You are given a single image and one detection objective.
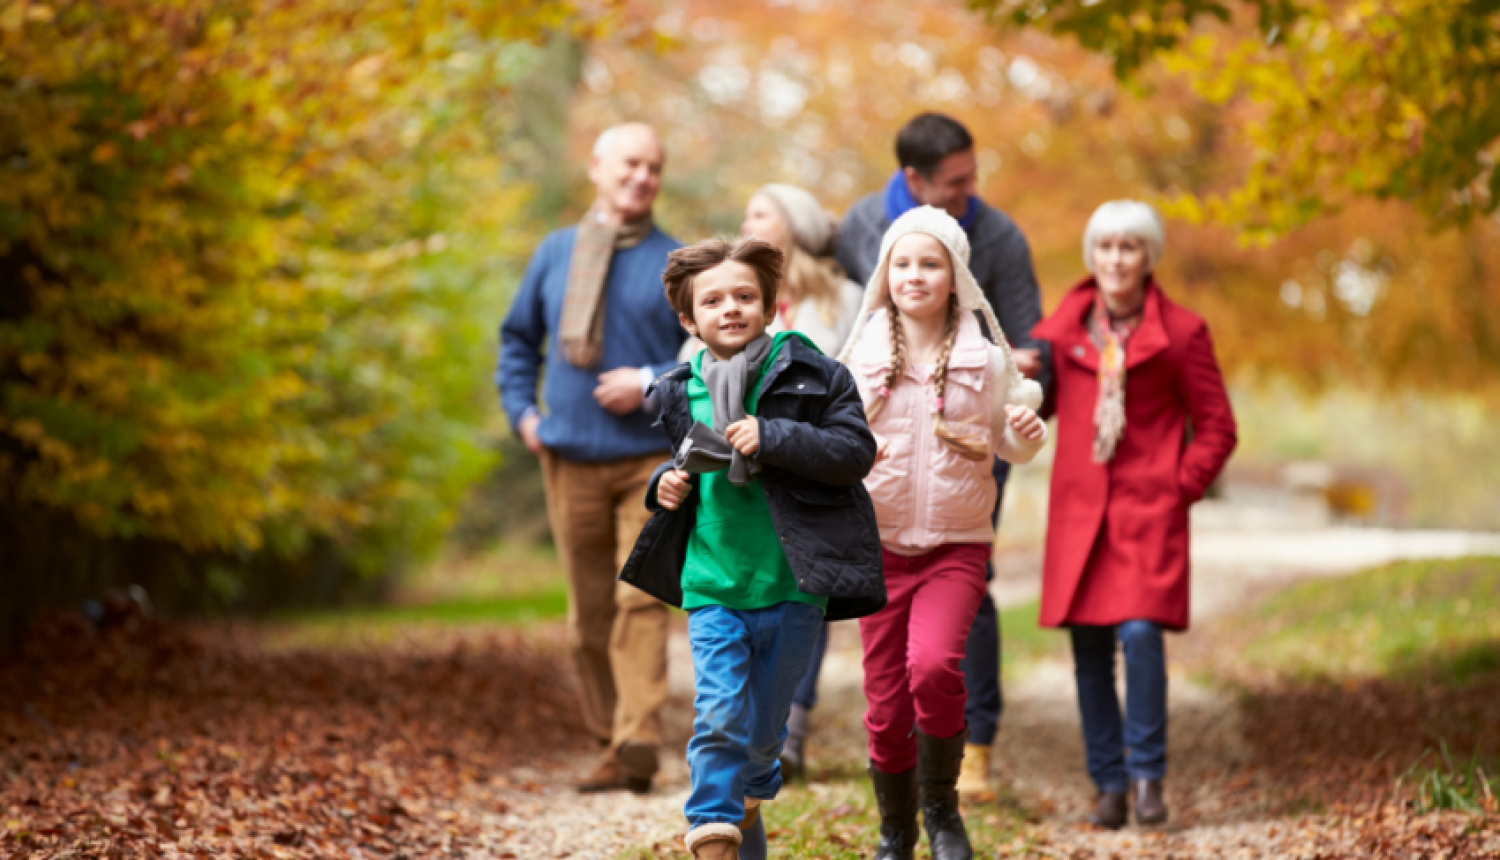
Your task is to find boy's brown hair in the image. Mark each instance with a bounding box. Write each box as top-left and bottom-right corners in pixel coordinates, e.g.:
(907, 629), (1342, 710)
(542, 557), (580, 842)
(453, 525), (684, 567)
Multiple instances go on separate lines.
(662, 236), (784, 323)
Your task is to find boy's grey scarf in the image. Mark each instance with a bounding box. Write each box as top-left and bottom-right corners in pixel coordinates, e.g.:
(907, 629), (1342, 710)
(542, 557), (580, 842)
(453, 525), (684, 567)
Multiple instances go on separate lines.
(682, 333), (774, 486)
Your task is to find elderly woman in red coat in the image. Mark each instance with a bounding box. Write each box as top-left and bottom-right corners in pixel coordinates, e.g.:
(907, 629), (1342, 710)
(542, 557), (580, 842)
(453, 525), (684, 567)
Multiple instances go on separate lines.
(1031, 201), (1237, 830)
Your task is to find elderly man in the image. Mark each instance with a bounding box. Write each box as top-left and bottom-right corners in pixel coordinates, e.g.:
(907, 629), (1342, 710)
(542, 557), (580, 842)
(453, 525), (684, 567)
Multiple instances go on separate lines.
(497, 123), (686, 794)
(834, 112), (1050, 800)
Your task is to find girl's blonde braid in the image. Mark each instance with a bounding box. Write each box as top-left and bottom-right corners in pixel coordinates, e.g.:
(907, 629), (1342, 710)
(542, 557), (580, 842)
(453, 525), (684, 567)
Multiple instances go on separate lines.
(867, 299), (908, 420)
(932, 298), (990, 461)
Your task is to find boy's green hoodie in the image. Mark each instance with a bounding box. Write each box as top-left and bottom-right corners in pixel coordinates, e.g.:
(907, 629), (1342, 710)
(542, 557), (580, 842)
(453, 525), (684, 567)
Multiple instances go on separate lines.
(680, 331), (829, 612)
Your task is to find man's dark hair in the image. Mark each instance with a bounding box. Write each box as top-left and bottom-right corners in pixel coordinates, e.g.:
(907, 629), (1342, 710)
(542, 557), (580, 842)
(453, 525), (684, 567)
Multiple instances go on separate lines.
(895, 113), (974, 178)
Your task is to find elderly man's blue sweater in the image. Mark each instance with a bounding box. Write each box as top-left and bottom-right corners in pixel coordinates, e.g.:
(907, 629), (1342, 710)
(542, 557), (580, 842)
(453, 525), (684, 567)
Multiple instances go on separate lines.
(497, 225), (686, 462)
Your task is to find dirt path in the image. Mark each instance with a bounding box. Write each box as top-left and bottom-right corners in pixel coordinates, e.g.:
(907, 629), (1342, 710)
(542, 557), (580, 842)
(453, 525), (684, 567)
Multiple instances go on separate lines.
(8, 528), (1495, 859)
(486, 527), (1500, 858)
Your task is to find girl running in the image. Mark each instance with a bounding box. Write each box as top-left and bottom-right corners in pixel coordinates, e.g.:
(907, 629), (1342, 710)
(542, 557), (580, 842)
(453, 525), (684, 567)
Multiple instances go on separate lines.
(838, 206), (1047, 860)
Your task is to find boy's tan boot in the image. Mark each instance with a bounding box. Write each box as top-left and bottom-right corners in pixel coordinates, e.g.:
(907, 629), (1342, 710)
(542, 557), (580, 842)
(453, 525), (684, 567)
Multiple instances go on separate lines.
(685, 823), (741, 860)
(955, 743), (992, 800)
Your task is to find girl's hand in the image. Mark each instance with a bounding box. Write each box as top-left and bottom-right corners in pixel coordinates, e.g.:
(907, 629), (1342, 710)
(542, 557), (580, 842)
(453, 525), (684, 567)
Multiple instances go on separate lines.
(1005, 404), (1046, 441)
(872, 432), (891, 464)
(726, 418), (760, 456)
(657, 469), (692, 510)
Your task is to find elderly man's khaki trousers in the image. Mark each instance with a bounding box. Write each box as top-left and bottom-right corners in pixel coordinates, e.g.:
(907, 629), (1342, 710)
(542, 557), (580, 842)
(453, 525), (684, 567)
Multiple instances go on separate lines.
(540, 449), (669, 759)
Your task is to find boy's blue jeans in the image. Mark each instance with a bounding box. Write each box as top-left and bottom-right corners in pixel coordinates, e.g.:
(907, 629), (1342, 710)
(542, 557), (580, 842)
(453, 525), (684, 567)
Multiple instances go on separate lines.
(686, 602), (825, 828)
(1069, 620), (1168, 794)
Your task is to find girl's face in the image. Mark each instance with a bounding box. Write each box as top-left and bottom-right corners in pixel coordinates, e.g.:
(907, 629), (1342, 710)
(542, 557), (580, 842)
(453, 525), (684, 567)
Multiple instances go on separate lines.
(1091, 234), (1150, 303)
(741, 194), (788, 250)
(886, 232), (953, 324)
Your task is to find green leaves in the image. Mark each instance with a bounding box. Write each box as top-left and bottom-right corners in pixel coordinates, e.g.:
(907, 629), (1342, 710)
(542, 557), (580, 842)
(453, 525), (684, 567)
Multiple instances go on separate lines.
(0, 0), (588, 571)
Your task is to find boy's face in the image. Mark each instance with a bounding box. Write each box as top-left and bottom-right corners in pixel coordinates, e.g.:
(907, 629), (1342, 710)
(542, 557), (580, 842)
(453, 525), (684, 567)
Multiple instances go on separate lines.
(680, 260), (768, 361)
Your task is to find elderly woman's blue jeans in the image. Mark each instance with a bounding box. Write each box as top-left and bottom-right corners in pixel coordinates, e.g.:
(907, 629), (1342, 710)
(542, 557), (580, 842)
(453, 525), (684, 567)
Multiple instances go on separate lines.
(1069, 621), (1167, 794)
(685, 602), (825, 829)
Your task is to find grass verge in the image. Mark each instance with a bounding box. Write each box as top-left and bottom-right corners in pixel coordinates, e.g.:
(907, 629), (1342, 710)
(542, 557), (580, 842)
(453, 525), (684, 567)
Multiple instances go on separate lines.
(263, 542), (569, 647)
(1224, 555), (1500, 684)
(1202, 555), (1500, 814)
(999, 599), (1065, 668)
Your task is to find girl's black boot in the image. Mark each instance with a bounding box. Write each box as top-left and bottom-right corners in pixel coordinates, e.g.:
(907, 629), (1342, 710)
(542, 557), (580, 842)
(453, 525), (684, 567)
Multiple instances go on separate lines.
(869, 764), (919, 860)
(917, 727), (974, 860)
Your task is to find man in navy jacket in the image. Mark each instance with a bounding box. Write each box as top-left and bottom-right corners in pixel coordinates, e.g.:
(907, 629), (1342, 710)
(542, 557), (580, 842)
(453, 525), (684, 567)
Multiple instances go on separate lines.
(496, 123), (687, 794)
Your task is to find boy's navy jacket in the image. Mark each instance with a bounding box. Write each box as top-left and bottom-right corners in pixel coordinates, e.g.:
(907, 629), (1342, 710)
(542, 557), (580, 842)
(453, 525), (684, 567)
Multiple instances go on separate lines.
(619, 337), (887, 622)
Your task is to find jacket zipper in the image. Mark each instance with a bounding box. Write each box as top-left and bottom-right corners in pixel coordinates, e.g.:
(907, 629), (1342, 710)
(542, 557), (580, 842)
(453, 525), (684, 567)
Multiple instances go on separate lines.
(912, 369), (932, 545)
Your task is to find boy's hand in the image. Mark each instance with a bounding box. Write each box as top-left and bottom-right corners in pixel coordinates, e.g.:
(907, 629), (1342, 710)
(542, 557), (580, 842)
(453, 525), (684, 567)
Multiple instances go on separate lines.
(657, 469), (692, 510)
(872, 432), (891, 464)
(1005, 404), (1046, 442)
(726, 418), (760, 456)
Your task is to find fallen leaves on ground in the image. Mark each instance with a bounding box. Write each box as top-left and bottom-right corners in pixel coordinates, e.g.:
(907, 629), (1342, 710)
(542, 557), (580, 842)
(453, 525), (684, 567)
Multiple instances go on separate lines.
(1, 609), (589, 859)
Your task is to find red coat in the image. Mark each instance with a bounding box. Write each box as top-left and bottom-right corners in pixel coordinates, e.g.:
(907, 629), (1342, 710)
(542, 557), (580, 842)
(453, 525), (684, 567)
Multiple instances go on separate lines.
(1032, 278), (1237, 631)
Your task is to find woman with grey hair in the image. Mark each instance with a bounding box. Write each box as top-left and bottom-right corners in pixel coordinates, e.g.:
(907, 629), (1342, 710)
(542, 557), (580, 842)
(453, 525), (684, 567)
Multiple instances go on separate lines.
(678, 185), (863, 361)
(1031, 200), (1238, 829)
(742, 184), (864, 782)
(742, 184), (866, 354)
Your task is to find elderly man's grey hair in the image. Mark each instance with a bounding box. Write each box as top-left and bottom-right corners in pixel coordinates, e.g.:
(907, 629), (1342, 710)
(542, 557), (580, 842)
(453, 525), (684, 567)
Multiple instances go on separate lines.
(592, 126), (621, 159)
(591, 123), (662, 160)
(1082, 200), (1166, 273)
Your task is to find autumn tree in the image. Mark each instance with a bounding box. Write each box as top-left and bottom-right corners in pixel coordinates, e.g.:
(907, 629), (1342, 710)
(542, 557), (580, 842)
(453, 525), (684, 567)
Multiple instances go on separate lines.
(568, 0), (1498, 394)
(0, 0), (615, 630)
(969, 0), (1500, 235)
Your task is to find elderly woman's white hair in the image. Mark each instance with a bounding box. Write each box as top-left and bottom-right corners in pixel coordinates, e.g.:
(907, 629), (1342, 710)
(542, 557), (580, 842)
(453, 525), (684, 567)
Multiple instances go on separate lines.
(1082, 200), (1166, 273)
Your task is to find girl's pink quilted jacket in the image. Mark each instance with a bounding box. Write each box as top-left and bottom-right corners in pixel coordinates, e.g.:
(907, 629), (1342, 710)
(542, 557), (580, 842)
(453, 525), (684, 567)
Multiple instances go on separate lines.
(849, 308), (1047, 553)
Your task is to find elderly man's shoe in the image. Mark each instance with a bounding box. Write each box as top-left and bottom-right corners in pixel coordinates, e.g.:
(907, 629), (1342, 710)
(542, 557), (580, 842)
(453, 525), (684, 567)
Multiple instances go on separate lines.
(1133, 779), (1167, 825)
(616, 741), (659, 781)
(1086, 792), (1128, 830)
(575, 752), (651, 794)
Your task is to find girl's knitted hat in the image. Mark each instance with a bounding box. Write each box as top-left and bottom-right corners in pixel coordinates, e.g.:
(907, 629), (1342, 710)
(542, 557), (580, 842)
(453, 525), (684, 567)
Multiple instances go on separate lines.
(837, 205), (1042, 410)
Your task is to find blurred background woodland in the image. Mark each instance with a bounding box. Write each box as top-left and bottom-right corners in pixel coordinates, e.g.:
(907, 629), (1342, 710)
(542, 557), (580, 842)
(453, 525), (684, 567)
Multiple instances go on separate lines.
(3, 0), (1498, 642)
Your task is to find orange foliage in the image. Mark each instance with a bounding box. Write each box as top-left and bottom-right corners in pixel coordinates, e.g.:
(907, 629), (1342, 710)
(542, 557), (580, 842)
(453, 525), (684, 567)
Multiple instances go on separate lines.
(565, 0), (1500, 393)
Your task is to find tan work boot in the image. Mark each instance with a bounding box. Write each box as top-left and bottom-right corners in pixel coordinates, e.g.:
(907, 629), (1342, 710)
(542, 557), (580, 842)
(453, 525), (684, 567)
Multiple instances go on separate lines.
(685, 823), (741, 859)
(955, 743), (992, 801)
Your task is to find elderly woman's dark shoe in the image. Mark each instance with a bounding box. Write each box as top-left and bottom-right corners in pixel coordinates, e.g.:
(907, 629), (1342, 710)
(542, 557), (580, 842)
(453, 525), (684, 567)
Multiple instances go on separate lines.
(1133, 779), (1167, 825)
(1086, 792), (1128, 829)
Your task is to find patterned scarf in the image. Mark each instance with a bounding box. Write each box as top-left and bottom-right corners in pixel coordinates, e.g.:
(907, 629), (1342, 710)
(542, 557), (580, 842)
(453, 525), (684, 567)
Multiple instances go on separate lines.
(1087, 292), (1143, 463)
(558, 204), (654, 369)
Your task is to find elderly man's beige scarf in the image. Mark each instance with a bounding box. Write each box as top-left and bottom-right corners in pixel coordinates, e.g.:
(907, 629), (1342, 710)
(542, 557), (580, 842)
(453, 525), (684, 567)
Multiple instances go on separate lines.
(558, 204), (654, 369)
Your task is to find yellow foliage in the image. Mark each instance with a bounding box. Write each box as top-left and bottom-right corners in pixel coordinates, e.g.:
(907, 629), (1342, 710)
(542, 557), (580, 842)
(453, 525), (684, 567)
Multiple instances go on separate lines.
(0, 0), (606, 564)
